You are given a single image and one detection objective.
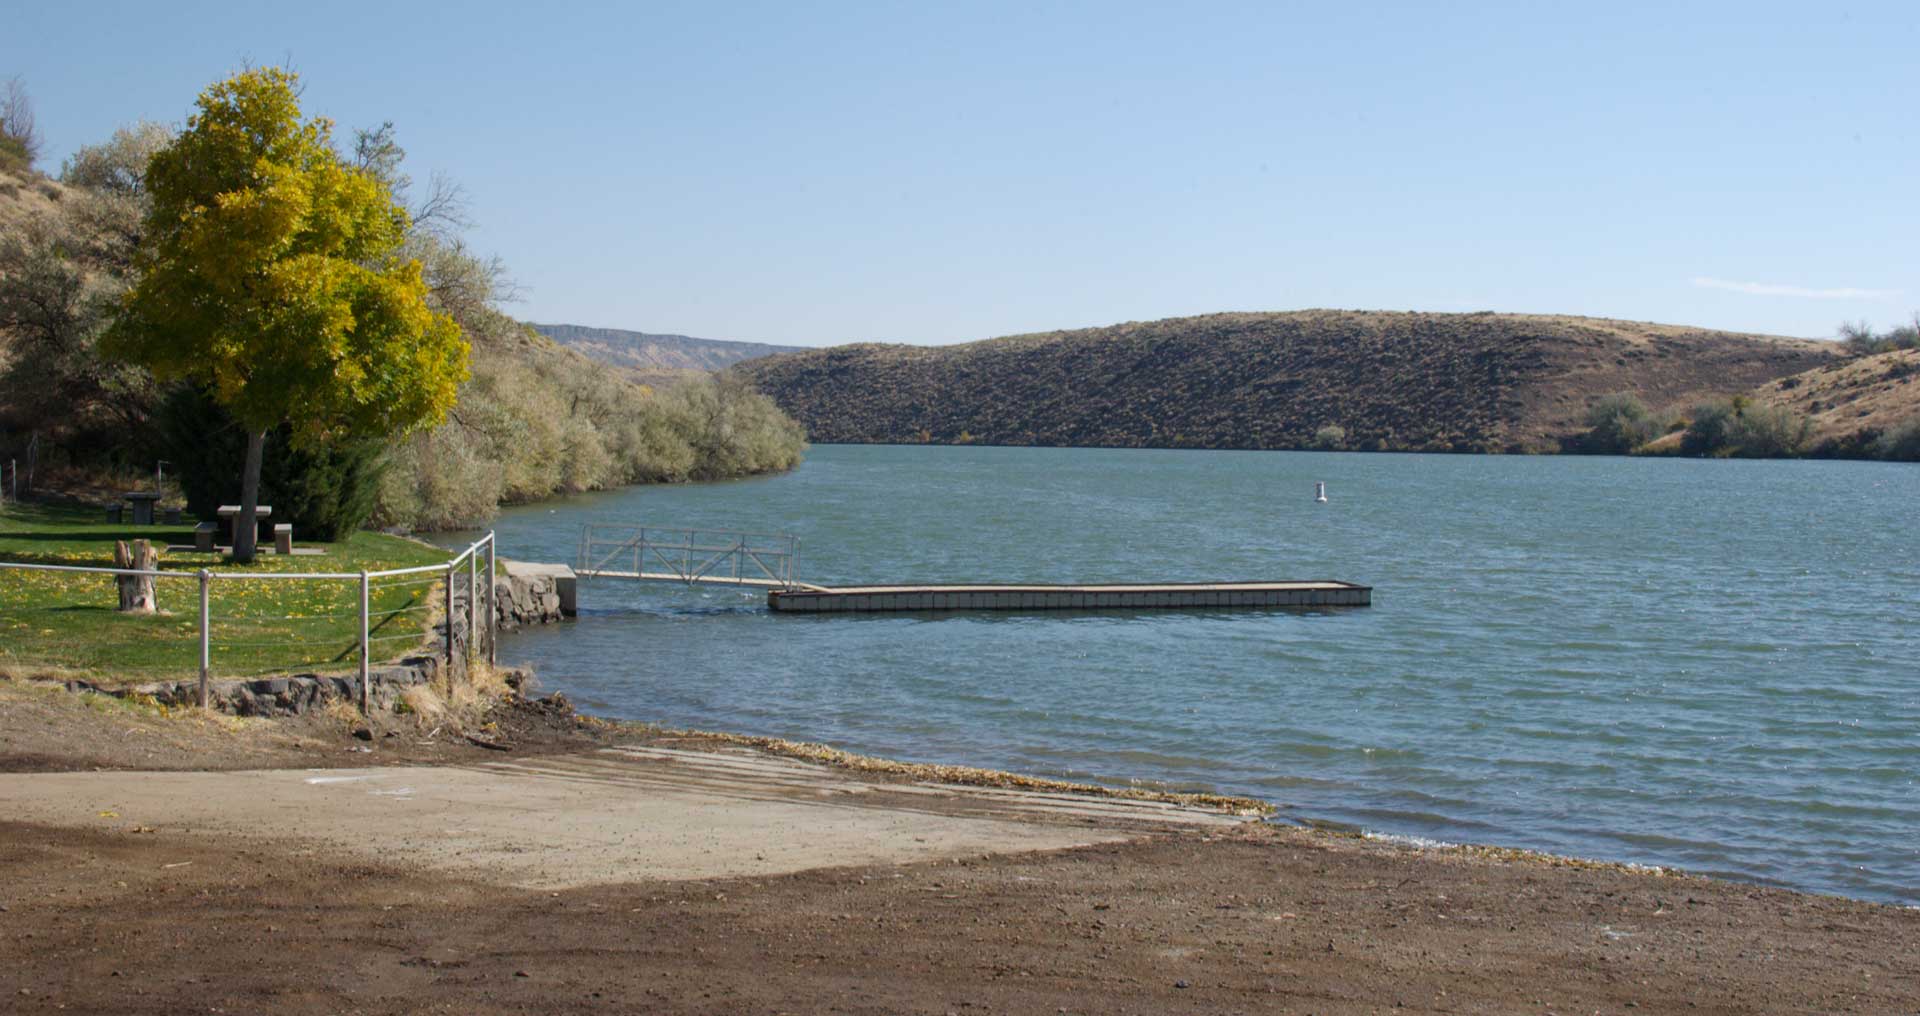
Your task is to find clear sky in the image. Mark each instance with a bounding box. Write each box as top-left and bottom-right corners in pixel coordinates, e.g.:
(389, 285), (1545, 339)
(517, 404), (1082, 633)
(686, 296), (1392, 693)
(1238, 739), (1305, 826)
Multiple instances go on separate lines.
(10, 1), (1917, 346)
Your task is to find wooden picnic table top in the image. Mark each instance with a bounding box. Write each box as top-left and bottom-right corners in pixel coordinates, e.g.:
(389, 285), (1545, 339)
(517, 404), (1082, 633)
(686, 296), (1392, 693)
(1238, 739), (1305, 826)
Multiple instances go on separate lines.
(215, 505), (273, 517)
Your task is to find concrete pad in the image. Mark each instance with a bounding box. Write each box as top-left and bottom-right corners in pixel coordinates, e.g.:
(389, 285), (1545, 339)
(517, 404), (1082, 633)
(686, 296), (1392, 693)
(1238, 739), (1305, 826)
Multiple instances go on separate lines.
(0, 745), (1247, 890)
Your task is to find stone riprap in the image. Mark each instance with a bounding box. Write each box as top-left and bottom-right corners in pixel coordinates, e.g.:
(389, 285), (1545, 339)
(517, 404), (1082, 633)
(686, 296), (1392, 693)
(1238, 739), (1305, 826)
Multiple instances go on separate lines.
(496, 560), (575, 627)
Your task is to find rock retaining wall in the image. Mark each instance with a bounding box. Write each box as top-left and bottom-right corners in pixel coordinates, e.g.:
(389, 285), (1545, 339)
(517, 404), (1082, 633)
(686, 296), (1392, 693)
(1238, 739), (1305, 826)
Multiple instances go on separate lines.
(64, 651), (485, 718)
(52, 560), (573, 719)
(496, 561), (575, 627)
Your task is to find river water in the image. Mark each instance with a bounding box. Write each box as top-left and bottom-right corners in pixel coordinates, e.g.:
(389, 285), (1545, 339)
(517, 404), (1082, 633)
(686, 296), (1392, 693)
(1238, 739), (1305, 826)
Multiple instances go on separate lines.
(436, 444), (1919, 904)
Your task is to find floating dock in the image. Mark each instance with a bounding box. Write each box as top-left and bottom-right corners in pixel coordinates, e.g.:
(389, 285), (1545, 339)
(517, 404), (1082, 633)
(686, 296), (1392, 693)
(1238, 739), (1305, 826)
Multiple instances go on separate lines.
(767, 580), (1371, 613)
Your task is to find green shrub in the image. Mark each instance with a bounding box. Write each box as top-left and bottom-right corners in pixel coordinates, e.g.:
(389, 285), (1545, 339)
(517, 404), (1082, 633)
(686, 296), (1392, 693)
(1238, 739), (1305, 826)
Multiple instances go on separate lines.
(1874, 417), (1920, 462)
(1311, 424), (1346, 450)
(1681, 401), (1737, 456)
(1838, 317), (1920, 355)
(1580, 393), (1663, 454)
(0, 135), (29, 174)
(157, 385), (387, 541)
(1725, 403), (1812, 458)
(1680, 398), (1812, 458)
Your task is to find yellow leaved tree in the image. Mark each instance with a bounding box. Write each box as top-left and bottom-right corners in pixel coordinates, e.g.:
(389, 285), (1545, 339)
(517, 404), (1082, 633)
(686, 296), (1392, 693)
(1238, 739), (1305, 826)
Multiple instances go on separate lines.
(105, 68), (468, 561)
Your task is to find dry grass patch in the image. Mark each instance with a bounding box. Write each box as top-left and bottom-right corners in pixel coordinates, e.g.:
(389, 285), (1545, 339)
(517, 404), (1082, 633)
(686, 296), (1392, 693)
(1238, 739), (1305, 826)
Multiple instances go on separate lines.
(1754, 347), (1920, 447)
(389, 663), (515, 739)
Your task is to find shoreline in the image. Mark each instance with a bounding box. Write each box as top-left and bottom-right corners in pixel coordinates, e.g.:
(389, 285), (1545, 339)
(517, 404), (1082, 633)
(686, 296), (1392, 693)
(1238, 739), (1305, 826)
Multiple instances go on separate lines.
(7, 664), (1909, 910)
(599, 713), (1883, 904)
(4, 676), (1918, 1012)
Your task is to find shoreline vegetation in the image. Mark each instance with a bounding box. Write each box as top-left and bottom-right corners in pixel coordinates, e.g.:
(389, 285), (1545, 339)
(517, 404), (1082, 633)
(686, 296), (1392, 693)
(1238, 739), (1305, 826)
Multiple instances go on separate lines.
(0, 106), (807, 537)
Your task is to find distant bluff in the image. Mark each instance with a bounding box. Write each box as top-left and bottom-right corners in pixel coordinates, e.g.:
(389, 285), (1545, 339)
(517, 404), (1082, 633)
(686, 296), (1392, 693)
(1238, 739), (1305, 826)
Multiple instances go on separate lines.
(533, 323), (802, 373)
(732, 310), (1837, 453)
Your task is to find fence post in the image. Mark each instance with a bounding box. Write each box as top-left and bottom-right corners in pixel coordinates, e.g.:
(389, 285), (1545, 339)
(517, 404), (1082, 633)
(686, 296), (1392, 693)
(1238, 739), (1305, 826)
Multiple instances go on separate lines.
(485, 534), (497, 667)
(444, 560), (457, 687)
(467, 546), (478, 670)
(197, 569), (211, 709)
(359, 569), (371, 715)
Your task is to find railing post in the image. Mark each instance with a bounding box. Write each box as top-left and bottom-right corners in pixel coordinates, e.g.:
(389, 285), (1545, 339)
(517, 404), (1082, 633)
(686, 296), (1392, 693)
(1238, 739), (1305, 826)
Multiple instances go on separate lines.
(485, 534), (497, 667)
(197, 569), (211, 709)
(466, 546), (478, 669)
(358, 569), (371, 715)
(444, 560), (457, 686)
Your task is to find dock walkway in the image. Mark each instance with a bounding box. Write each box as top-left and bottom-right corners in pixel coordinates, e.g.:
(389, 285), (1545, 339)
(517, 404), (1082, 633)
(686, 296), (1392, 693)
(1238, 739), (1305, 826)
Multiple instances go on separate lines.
(768, 580), (1370, 613)
(570, 524), (1372, 614)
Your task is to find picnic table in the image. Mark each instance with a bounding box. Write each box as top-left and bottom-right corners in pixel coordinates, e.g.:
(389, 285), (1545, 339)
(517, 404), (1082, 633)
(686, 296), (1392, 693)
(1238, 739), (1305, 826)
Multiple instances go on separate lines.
(123, 491), (164, 526)
(215, 504), (273, 547)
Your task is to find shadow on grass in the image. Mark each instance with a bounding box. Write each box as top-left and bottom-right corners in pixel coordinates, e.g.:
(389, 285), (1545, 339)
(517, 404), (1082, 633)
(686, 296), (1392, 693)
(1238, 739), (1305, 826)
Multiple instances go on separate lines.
(0, 529), (200, 544)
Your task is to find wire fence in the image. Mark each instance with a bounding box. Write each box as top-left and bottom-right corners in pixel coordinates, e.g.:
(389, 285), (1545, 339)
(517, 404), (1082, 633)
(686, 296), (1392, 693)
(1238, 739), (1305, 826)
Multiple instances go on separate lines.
(0, 532), (496, 712)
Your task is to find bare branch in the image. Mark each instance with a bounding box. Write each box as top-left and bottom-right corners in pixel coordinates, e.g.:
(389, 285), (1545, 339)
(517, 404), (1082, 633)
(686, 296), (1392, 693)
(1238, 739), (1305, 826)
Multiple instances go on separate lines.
(1, 76), (42, 166)
(409, 170), (472, 241)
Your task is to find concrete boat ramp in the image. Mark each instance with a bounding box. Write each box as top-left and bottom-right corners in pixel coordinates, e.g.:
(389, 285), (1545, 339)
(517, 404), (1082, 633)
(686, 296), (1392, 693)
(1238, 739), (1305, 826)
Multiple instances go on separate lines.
(0, 744), (1252, 889)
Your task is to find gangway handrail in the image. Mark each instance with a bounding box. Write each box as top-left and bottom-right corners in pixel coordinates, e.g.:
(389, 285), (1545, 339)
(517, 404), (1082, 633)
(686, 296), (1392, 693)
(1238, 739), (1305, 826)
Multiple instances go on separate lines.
(576, 523), (801, 589)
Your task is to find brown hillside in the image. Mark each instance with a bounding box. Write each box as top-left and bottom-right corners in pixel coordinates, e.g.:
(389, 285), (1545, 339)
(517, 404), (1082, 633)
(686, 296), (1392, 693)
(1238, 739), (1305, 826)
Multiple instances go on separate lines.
(0, 164), (66, 229)
(0, 166), (72, 379)
(1752, 348), (1920, 449)
(734, 311), (1835, 452)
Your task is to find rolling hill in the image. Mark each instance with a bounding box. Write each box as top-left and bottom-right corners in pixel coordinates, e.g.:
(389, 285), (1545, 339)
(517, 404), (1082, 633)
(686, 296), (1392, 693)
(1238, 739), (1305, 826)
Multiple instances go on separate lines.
(733, 310), (1844, 453)
(1751, 347), (1920, 453)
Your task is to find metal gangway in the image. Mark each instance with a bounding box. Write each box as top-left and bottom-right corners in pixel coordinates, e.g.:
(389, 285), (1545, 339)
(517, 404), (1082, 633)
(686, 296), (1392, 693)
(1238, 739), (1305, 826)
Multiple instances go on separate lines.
(575, 523), (813, 590)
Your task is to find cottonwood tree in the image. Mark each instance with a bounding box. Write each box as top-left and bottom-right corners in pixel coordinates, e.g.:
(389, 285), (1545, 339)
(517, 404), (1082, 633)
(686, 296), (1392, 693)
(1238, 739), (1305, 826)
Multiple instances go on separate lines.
(105, 68), (468, 561)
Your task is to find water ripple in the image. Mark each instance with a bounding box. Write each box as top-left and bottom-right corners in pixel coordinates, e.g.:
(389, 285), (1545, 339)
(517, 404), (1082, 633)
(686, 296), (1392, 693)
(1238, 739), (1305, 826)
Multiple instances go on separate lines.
(453, 446), (1920, 905)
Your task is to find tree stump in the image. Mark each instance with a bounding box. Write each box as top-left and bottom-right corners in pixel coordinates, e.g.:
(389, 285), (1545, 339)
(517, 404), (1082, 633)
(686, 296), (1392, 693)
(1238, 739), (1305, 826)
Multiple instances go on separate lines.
(114, 539), (159, 614)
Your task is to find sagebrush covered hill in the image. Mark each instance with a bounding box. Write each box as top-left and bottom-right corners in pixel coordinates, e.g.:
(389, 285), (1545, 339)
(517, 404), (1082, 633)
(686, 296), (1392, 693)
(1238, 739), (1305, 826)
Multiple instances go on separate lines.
(735, 310), (1839, 453)
(1750, 348), (1920, 454)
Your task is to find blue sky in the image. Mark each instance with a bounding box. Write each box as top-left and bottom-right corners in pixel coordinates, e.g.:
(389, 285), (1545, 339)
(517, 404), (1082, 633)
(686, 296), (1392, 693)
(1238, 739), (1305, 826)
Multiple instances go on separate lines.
(10, 2), (1917, 346)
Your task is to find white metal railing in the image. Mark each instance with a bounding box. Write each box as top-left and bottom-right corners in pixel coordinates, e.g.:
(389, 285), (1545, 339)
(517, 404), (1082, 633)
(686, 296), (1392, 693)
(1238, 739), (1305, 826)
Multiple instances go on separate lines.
(0, 531), (497, 712)
(577, 523), (800, 589)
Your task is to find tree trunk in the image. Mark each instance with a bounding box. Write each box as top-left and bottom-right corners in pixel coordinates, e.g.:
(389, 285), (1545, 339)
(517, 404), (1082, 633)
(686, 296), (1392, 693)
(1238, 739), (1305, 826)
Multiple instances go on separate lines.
(234, 429), (266, 564)
(114, 539), (159, 613)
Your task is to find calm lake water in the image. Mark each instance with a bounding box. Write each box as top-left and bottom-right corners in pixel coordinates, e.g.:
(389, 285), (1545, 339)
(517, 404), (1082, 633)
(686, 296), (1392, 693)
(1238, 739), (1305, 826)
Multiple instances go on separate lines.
(438, 444), (1920, 904)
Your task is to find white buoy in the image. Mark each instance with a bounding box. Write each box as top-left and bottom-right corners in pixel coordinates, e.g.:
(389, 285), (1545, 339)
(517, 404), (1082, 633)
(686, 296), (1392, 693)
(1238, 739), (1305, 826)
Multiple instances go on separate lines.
(1315, 481), (1328, 503)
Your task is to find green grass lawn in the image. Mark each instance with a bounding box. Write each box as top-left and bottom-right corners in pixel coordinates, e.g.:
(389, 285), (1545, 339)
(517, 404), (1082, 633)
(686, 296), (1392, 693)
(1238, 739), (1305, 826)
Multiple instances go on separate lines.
(0, 501), (467, 684)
